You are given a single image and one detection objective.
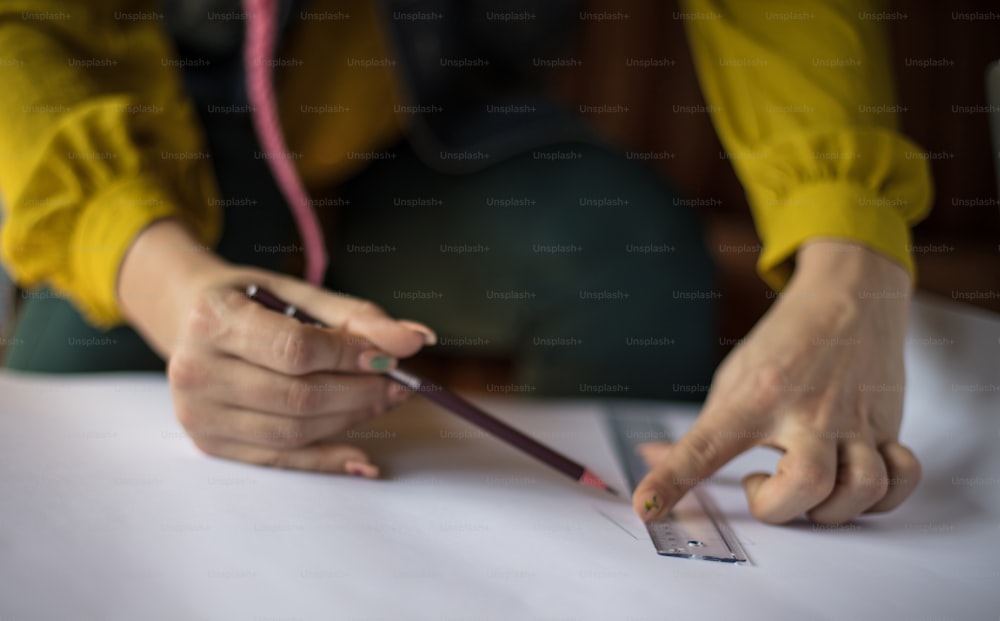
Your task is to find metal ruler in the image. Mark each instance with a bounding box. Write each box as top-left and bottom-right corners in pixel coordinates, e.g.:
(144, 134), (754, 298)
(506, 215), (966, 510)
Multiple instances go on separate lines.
(606, 406), (750, 564)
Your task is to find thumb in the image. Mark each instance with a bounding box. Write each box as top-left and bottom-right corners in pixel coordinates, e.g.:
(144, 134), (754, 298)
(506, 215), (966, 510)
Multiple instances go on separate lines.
(631, 415), (754, 522)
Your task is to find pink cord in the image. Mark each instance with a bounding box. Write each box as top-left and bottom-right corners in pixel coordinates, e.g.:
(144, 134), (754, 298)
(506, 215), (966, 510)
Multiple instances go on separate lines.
(243, 0), (328, 285)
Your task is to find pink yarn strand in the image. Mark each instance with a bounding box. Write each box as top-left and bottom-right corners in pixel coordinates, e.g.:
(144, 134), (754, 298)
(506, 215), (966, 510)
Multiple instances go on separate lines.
(243, 0), (327, 284)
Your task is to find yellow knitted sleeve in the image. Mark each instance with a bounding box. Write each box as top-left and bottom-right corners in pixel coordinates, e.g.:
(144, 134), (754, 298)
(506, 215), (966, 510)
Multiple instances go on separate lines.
(0, 0), (221, 327)
(680, 0), (932, 288)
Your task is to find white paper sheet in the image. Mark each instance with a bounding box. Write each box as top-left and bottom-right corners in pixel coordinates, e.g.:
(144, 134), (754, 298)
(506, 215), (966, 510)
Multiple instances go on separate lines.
(0, 294), (997, 621)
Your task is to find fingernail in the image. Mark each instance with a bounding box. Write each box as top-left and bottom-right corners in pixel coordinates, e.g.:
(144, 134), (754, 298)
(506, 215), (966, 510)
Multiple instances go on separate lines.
(399, 321), (437, 345)
(359, 351), (396, 372)
(345, 460), (378, 478)
(642, 494), (663, 521)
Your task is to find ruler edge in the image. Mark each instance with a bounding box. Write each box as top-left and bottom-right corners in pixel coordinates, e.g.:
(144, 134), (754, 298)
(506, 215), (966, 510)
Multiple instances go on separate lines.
(691, 486), (753, 565)
(605, 404), (752, 565)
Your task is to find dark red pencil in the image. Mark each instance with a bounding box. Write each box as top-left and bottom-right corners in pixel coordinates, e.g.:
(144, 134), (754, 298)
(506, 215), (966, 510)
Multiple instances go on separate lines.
(246, 284), (619, 497)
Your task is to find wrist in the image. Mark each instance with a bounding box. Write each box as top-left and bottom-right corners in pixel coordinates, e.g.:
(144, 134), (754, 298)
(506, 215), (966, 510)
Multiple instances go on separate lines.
(118, 218), (228, 356)
(791, 238), (912, 294)
(783, 238), (911, 348)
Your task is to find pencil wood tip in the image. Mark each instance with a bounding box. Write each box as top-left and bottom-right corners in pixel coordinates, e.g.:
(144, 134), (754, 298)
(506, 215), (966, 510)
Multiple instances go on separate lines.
(579, 469), (618, 496)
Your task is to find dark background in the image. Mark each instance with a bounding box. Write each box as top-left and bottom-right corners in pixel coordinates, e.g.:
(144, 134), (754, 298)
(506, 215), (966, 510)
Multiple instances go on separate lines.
(551, 0), (1000, 345)
(430, 0), (1000, 389)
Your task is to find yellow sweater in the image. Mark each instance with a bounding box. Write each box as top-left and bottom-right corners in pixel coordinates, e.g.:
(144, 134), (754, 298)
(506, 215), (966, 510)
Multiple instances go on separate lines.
(0, 0), (932, 328)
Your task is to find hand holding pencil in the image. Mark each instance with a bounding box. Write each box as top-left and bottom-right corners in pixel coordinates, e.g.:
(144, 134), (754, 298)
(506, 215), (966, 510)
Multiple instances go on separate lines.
(123, 221), (436, 478)
(248, 285), (619, 497)
(122, 221), (616, 494)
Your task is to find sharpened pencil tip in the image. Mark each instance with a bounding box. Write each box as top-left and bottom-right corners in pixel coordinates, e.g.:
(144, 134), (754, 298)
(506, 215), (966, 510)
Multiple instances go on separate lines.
(579, 469), (619, 496)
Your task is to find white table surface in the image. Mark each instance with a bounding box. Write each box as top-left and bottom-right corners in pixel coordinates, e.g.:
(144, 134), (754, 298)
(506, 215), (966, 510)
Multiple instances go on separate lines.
(0, 294), (997, 621)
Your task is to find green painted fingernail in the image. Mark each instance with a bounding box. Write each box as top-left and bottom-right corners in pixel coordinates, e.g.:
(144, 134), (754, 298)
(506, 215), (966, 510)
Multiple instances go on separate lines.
(644, 495), (662, 514)
(370, 355), (393, 371)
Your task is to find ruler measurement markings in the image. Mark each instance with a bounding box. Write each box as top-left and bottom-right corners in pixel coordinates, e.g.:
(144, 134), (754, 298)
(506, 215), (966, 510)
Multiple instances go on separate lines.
(606, 406), (750, 564)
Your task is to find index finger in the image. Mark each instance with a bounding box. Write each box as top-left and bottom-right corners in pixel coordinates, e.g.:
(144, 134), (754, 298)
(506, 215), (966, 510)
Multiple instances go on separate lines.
(631, 409), (758, 522)
(260, 276), (434, 357)
(192, 288), (394, 376)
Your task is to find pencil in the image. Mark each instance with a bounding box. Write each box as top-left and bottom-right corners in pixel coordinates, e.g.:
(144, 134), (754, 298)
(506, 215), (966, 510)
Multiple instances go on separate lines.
(246, 284), (620, 497)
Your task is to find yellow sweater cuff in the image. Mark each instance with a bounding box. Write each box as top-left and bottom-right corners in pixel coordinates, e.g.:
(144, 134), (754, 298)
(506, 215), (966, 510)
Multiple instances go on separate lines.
(60, 176), (218, 329)
(756, 182), (915, 291)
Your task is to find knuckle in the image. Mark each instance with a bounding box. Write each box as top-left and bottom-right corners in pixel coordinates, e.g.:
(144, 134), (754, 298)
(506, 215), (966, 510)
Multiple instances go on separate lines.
(341, 377), (381, 411)
(284, 379), (321, 416)
(185, 291), (224, 342)
(327, 333), (353, 371)
(788, 461), (836, 500)
(677, 427), (721, 477)
(849, 467), (889, 502)
(352, 300), (385, 319)
(365, 378), (392, 418)
(893, 448), (923, 483)
(276, 325), (315, 374)
(752, 503), (796, 526)
(167, 352), (204, 392)
(750, 506), (779, 525)
(267, 422), (309, 449)
(749, 363), (789, 410)
(371, 382), (390, 415)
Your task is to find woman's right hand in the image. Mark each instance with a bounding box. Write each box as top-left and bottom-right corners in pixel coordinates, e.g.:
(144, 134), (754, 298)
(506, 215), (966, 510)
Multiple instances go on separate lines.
(118, 219), (434, 476)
